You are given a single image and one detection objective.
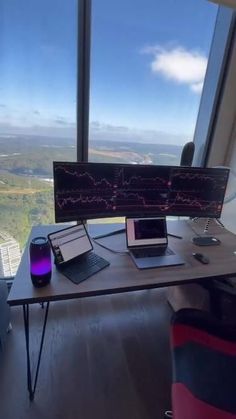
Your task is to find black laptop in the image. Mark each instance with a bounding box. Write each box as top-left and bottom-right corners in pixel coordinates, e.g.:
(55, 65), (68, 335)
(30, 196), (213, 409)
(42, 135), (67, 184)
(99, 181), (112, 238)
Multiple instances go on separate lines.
(48, 223), (109, 284)
(126, 217), (185, 269)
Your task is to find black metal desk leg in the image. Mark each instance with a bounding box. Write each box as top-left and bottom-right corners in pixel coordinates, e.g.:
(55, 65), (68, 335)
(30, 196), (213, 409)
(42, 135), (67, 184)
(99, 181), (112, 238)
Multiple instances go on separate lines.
(23, 302), (50, 401)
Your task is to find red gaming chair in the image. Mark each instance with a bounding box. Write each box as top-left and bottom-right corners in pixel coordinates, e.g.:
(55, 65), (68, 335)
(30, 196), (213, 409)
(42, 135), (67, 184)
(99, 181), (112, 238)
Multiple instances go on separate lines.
(170, 308), (236, 419)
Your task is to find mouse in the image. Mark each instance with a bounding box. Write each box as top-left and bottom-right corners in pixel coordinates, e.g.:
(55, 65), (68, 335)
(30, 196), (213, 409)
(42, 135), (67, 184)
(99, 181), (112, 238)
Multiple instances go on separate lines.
(192, 252), (209, 264)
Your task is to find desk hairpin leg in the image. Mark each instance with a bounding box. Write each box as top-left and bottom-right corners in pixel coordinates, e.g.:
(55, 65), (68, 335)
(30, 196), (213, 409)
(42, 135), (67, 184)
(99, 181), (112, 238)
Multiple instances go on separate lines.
(23, 302), (50, 401)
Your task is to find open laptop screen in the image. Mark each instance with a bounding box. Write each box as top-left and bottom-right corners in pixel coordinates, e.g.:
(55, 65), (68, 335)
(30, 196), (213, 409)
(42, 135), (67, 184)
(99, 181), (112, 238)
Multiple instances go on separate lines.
(126, 217), (167, 248)
(48, 223), (93, 265)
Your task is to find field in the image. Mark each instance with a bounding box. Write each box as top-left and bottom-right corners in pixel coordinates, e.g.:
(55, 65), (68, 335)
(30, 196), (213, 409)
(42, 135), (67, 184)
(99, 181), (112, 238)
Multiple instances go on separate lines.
(0, 134), (182, 248)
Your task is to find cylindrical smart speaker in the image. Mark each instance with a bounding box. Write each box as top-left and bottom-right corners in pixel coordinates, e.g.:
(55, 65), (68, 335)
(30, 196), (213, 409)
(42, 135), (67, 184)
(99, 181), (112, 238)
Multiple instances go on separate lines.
(29, 237), (52, 287)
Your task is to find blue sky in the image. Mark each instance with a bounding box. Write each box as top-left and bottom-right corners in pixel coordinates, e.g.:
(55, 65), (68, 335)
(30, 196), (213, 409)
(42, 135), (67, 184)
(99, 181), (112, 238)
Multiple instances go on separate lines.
(0, 0), (218, 144)
(0, 0), (77, 132)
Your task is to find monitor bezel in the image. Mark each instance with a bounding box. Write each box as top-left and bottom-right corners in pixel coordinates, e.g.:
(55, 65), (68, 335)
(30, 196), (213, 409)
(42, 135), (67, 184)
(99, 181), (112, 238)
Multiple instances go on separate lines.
(53, 161), (230, 222)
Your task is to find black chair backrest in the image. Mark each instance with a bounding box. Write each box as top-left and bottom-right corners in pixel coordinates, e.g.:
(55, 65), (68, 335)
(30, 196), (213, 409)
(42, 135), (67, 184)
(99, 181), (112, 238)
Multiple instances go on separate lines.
(180, 142), (195, 166)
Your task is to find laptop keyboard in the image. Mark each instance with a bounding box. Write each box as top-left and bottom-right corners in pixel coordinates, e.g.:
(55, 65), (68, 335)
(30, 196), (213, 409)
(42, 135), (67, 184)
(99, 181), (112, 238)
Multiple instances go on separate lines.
(61, 252), (110, 284)
(132, 247), (174, 259)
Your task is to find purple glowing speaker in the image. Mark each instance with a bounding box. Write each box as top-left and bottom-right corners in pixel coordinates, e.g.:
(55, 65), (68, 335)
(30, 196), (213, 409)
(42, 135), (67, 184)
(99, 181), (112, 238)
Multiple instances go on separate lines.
(30, 237), (52, 287)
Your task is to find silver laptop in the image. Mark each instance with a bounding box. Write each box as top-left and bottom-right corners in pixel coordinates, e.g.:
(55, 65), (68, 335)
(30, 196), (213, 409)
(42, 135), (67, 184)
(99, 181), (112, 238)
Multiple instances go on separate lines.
(126, 217), (185, 269)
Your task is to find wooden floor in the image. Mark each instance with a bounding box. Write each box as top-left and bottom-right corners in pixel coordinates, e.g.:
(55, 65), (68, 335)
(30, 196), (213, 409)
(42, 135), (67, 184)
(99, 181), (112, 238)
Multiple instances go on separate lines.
(0, 288), (173, 419)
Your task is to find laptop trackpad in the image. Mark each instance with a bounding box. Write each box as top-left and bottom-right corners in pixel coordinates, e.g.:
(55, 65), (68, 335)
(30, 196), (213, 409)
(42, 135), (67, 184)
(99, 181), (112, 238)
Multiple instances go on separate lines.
(130, 253), (185, 269)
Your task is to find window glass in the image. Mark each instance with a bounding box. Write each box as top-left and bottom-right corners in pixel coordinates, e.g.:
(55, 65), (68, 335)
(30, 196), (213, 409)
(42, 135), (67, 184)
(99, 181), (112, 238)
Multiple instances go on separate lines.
(0, 0), (77, 275)
(89, 0), (218, 166)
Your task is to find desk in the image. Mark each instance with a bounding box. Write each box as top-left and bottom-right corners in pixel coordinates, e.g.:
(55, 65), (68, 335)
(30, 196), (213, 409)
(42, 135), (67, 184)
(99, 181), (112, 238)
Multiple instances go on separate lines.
(7, 219), (236, 399)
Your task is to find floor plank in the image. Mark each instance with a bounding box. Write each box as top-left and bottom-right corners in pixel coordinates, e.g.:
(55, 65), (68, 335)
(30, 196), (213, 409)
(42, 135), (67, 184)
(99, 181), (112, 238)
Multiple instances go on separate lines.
(0, 288), (173, 419)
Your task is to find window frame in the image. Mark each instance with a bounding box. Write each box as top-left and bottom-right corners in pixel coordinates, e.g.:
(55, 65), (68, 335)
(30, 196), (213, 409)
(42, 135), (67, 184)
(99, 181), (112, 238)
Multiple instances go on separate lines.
(77, 2), (235, 168)
(192, 7), (235, 166)
(77, 0), (91, 162)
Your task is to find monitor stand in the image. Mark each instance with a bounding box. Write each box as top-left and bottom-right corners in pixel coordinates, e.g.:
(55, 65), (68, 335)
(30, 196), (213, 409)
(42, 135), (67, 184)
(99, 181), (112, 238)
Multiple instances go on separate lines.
(202, 217), (225, 233)
(191, 217), (225, 232)
(91, 227), (125, 240)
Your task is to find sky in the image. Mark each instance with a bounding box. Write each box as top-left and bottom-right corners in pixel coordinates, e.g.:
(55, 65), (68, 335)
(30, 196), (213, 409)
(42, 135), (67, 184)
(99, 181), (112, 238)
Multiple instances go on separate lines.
(0, 0), (218, 145)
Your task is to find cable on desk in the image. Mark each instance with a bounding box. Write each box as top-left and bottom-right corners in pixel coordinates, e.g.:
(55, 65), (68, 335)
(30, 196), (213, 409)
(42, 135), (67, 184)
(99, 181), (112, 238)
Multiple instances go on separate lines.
(92, 237), (128, 255)
(91, 228), (125, 240)
(168, 233), (182, 239)
(186, 219), (202, 237)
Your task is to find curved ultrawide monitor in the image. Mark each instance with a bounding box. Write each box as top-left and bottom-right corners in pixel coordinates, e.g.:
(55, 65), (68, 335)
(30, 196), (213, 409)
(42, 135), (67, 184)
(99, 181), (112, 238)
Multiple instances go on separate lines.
(53, 162), (229, 222)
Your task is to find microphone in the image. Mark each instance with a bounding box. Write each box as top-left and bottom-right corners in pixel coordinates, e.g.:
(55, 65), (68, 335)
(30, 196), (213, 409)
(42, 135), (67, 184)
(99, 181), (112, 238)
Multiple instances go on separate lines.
(180, 141), (195, 166)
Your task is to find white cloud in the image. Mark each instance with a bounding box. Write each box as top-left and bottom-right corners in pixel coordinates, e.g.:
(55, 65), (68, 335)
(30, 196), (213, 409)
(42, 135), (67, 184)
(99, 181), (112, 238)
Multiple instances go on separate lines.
(143, 45), (207, 94)
(190, 81), (204, 93)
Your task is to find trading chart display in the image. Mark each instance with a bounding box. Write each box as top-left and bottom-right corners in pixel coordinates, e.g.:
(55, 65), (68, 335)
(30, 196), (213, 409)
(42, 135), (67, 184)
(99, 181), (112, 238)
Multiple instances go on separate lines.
(53, 162), (229, 222)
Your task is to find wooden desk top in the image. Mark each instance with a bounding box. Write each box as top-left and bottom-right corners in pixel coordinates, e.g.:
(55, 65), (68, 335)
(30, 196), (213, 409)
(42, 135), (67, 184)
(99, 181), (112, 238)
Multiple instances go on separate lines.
(8, 220), (236, 306)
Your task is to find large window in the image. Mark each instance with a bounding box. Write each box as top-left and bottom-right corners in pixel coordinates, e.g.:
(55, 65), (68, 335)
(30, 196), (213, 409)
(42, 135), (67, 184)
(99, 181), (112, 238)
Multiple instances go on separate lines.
(0, 0), (233, 277)
(0, 0), (77, 260)
(89, 0), (218, 165)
